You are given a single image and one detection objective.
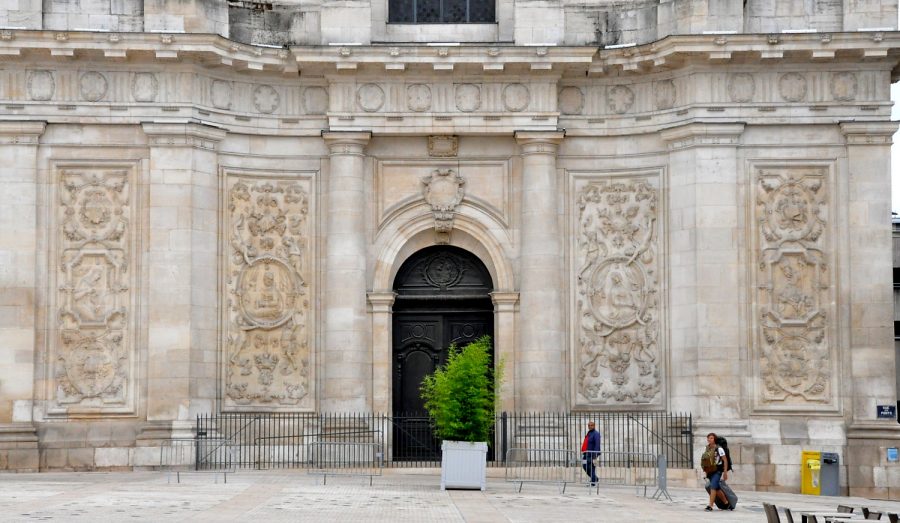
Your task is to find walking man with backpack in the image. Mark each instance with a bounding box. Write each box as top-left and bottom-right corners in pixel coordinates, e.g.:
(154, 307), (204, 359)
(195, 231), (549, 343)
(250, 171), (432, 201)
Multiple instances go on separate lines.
(701, 432), (734, 511)
(581, 421), (601, 486)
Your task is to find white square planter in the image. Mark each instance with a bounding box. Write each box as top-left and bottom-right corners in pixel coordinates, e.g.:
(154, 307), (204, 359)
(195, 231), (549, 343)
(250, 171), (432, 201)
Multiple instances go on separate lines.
(440, 440), (488, 490)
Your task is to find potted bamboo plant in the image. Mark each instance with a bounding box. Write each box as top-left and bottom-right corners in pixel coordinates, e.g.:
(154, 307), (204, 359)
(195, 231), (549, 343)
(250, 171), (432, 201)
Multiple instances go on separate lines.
(420, 335), (502, 490)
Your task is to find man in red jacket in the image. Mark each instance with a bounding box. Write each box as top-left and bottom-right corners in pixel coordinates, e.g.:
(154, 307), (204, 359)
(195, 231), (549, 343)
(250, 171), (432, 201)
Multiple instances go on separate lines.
(581, 421), (602, 486)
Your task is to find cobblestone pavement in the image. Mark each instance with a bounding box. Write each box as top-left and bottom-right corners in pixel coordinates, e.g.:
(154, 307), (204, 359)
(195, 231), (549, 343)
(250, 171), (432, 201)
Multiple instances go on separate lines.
(1, 470), (899, 522)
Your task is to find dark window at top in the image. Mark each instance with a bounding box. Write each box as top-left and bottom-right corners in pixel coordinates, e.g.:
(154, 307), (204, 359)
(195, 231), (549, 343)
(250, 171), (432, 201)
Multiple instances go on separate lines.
(389, 0), (495, 23)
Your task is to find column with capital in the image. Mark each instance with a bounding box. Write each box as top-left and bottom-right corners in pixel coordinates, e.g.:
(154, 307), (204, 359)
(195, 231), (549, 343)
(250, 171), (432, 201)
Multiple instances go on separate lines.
(840, 122), (900, 497)
(515, 131), (565, 411)
(0, 122), (45, 470)
(140, 122), (225, 439)
(322, 132), (371, 412)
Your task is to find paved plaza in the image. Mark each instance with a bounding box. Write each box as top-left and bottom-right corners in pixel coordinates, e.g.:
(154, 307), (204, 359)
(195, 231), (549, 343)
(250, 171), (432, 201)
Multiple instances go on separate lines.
(0, 470), (899, 522)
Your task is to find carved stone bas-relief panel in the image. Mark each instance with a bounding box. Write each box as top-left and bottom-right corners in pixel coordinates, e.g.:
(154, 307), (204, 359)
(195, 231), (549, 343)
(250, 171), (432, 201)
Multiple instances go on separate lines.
(778, 73), (808, 102)
(753, 165), (837, 411)
(303, 86), (328, 115)
(831, 72), (857, 102)
(607, 86), (635, 114)
(211, 79), (233, 109)
(407, 84), (432, 112)
(252, 85), (280, 114)
(27, 70), (55, 101)
(575, 175), (663, 407)
(224, 175), (313, 410)
(727, 73), (755, 103)
(558, 86), (584, 115)
(455, 83), (481, 112)
(654, 80), (676, 110)
(79, 72), (108, 102)
(357, 83), (385, 112)
(502, 83), (530, 112)
(131, 72), (158, 102)
(53, 165), (137, 413)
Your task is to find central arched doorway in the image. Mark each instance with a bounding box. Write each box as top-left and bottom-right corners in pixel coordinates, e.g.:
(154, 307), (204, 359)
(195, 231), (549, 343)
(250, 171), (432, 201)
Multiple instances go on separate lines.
(391, 245), (494, 460)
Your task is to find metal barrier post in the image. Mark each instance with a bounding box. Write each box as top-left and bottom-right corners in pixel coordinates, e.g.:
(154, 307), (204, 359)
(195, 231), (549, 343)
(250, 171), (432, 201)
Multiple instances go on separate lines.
(652, 454), (672, 501)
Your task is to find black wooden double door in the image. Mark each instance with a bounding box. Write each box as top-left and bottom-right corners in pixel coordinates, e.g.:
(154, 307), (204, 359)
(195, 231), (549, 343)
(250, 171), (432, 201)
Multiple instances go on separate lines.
(392, 309), (493, 460)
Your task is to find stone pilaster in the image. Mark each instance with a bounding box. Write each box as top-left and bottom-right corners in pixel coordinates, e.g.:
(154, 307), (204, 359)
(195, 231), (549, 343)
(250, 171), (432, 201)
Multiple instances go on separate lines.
(840, 121), (900, 499)
(322, 132), (371, 412)
(491, 291), (519, 412)
(515, 131), (565, 411)
(368, 291), (395, 414)
(141, 122), (225, 436)
(660, 122), (748, 446)
(0, 121), (45, 471)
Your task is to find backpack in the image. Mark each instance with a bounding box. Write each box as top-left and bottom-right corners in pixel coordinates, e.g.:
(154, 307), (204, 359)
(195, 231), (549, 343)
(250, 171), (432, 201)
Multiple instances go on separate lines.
(716, 436), (734, 472)
(700, 446), (720, 474)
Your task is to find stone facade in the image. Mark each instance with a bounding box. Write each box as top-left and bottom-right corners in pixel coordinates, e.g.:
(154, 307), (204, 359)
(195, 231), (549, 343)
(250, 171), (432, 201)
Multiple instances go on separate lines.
(0, 0), (899, 497)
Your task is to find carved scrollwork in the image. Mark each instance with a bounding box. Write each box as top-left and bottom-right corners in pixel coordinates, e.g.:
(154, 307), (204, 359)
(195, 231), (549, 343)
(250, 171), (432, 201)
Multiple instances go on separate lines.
(225, 177), (312, 408)
(55, 167), (133, 409)
(575, 178), (662, 406)
(754, 167), (833, 407)
(421, 169), (466, 243)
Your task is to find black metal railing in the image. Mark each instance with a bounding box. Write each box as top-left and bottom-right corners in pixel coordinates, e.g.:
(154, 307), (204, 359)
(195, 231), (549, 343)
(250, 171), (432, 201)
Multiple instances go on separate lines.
(194, 411), (692, 470)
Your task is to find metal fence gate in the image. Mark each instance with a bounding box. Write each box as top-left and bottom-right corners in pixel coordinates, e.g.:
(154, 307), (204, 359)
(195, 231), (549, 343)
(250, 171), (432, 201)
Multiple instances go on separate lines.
(193, 411), (692, 470)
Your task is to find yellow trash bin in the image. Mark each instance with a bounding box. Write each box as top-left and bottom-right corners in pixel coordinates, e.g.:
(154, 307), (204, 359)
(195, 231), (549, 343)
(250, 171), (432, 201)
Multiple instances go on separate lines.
(801, 450), (822, 495)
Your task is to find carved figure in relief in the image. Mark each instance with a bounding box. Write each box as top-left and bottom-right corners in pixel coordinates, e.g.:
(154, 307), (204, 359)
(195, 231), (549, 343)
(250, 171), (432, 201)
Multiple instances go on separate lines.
(421, 169), (466, 242)
(756, 169), (832, 405)
(225, 178), (311, 408)
(56, 168), (132, 409)
(576, 179), (661, 406)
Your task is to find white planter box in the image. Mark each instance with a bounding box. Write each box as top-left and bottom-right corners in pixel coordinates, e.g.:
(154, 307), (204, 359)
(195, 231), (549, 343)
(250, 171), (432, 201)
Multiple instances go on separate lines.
(440, 440), (488, 490)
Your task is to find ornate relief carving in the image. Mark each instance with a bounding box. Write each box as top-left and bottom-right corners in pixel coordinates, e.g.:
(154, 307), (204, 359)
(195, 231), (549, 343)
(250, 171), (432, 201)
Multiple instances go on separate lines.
(421, 169), (466, 243)
(455, 84), (481, 113)
(830, 72), (857, 102)
(303, 86), (328, 115)
(357, 83), (385, 112)
(654, 80), (676, 110)
(211, 79), (233, 109)
(427, 135), (458, 157)
(778, 73), (808, 102)
(253, 85), (280, 114)
(224, 177), (312, 409)
(727, 73), (755, 103)
(79, 72), (108, 102)
(27, 70), (55, 101)
(502, 83), (530, 112)
(407, 84), (432, 112)
(558, 86), (584, 115)
(131, 73), (158, 102)
(607, 86), (634, 114)
(754, 166), (834, 408)
(575, 178), (662, 406)
(55, 167), (134, 410)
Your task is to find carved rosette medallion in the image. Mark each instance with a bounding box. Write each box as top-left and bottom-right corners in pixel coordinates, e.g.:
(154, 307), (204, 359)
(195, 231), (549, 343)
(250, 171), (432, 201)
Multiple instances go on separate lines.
(455, 84), (481, 113)
(225, 177), (312, 409)
(558, 86), (584, 115)
(502, 83), (530, 112)
(253, 85), (280, 114)
(79, 72), (108, 102)
(654, 80), (676, 110)
(753, 166), (835, 409)
(211, 79), (233, 109)
(830, 72), (858, 102)
(421, 169), (466, 243)
(27, 70), (55, 101)
(607, 86), (634, 114)
(131, 72), (158, 102)
(303, 86), (328, 114)
(727, 73), (755, 103)
(357, 83), (385, 112)
(407, 84), (432, 112)
(778, 73), (808, 102)
(575, 177), (662, 406)
(54, 166), (135, 412)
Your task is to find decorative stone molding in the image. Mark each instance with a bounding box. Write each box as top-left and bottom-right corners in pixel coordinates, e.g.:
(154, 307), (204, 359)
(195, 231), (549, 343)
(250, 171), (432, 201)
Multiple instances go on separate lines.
(223, 172), (314, 410)
(490, 291), (519, 311)
(421, 169), (466, 244)
(659, 123), (745, 151)
(322, 131), (371, 156)
(0, 121), (47, 145)
(141, 122), (227, 150)
(750, 162), (838, 413)
(49, 161), (141, 415)
(573, 173), (664, 407)
(367, 291), (396, 313)
(427, 135), (458, 157)
(515, 131), (564, 155)
(839, 121), (899, 146)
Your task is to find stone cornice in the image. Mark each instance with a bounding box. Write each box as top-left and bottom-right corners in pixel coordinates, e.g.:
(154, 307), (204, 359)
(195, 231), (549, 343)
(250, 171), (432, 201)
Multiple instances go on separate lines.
(839, 121), (899, 145)
(660, 122), (746, 151)
(141, 121), (227, 150)
(367, 291), (396, 312)
(0, 30), (897, 77)
(490, 291), (519, 311)
(0, 120), (46, 144)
